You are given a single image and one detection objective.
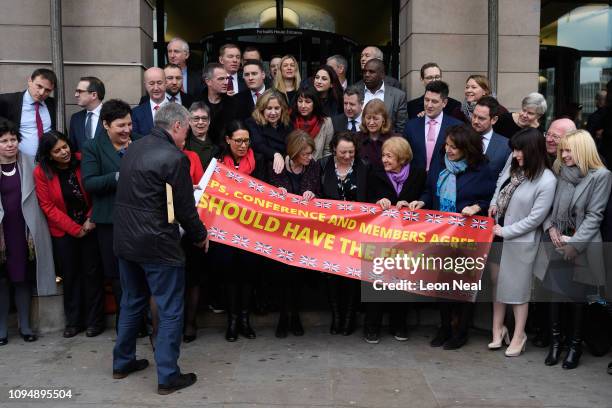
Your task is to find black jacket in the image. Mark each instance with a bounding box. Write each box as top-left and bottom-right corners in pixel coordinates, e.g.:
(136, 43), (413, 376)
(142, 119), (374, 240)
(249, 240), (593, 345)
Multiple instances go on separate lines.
(319, 156), (368, 202)
(198, 88), (237, 146)
(0, 91), (57, 130)
(245, 117), (292, 161)
(113, 127), (207, 266)
(366, 165), (426, 205)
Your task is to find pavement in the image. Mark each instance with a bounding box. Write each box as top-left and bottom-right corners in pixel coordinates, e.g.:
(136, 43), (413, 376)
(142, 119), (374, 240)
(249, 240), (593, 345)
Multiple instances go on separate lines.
(0, 314), (611, 408)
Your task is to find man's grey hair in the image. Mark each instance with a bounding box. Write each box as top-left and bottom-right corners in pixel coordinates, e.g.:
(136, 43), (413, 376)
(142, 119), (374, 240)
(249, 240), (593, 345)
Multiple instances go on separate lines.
(344, 85), (364, 104)
(365, 46), (384, 61)
(168, 37), (189, 53)
(154, 103), (190, 130)
(188, 101), (211, 116)
(202, 62), (224, 81)
(522, 92), (547, 116)
(327, 54), (348, 70)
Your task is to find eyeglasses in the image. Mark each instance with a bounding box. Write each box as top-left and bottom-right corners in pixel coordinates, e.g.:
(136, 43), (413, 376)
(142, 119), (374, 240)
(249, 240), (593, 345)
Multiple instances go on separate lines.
(230, 138), (250, 145)
(424, 75), (442, 81)
(75, 89), (91, 94)
(544, 131), (561, 141)
(191, 116), (209, 122)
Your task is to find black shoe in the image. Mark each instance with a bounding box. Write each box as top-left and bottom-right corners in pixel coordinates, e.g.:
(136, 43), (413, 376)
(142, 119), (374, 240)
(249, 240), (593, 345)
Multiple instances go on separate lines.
(443, 335), (468, 350)
(275, 314), (288, 338)
(183, 333), (196, 343)
(19, 331), (37, 342)
(393, 325), (409, 342)
(112, 359), (149, 379)
(239, 311), (256, 339)
(364, 331), (380, 344)
(0, 338), (7, 346)
(544, 333), (562, 366)
(86, 326), (104, 337)
(341, 312), (356, 336)
(290, 313), (304, 336)
(225, 314), (239, 342)
(430, 328), (451, 347)
(607, 361), (612, 375)
(63, 327), (81, 338)
(562, 339), (582, 370)
(158, 373), (197, 395)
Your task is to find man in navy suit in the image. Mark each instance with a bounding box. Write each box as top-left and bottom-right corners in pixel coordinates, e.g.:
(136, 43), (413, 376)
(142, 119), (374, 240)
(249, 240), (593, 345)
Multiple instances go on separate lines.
(404, 81), (461, 171)
(234, 59), (266, 121)
(0, 68), (57, 156)
(471, 96), (511, 179)
(407, 62), (461, 119)
(69, 76), (105, 152)
(219, 43), (246, 96)
(332, 86), (363, 133)
(132, 67), (167, 136)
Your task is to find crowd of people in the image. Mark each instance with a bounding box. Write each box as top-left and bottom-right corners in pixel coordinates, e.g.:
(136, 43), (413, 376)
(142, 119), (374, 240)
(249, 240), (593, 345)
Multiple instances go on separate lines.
(1, 37), (612, 394)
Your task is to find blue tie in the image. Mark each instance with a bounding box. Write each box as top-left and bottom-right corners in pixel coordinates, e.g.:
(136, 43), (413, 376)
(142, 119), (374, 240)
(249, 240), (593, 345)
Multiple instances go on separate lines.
(85, 111), (94, 139)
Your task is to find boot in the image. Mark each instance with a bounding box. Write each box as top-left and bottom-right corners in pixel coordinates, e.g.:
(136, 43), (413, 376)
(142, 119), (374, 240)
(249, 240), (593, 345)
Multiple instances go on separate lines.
(239, 310), (256, 339)
(327, 278), (342, 335)
(290, 312), (304, 336)
(544, 322), (562, 366)
(562, 338), (582, 369)
(225, 314), (239, 342)
(275, 312), (288, 338)
(341, 289), (358, 336)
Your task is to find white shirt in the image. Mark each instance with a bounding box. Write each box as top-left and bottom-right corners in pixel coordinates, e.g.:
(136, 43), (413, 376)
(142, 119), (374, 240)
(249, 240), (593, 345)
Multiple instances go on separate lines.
(149, 98), (168, 119)
(482, 128), (493, 153)
(364, 82), (385, 106)
(19, 90), (52, 156)
(340, 79), (348, 91)
(181, 66), (188, 92)
(251, 86), (265, 105)
(86, 103), (102, 139)
(347, 114), (362, 131)
(166, 92), (182, 105)
(424, 111), (443, 142)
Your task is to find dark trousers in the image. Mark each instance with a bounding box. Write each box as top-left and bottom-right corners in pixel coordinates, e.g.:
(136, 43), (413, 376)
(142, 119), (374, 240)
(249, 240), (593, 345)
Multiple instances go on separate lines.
(96, 224), (122, 326)
(113, 258), (185, 385)
(211, 244), (254, 314)
(439, 301), (473, 337)
(364, 302), (408, 334)
(277, 264), (303, 315)
(52, 232), (104, 329)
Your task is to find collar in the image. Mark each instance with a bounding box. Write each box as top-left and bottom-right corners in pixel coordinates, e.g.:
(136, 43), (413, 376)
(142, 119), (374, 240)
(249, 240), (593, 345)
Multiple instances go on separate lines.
(149, 98), (167, 110)
(482, 128), (493, 142)
(366, 81), (385, 94)
(348, 113), (362, 123)
(251, 85), (265, 96)
(426, 111), (443, 123)
(166, 92), (181, 102)
(87, 102), (102, 115)
(24, 89), (45, 107)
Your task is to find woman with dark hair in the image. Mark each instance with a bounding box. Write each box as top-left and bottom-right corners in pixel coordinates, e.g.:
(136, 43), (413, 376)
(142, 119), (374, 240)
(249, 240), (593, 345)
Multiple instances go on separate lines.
(320, 131), (368, 336)
(268, 130), (320, 337)
(214, 120), (266, 341)
(311, 65), (344, 116)
(0, 119), (56, 345)
(488, 128), (556, 357)
(291, 86), (334, 160)
(185, 101), (218, 171)
(81, 99), (142, 329)
(364, 136), (426, 343)
(247, 89), (293, 176)
(34, 131), (103, 338)
(408, 124), (496, 349)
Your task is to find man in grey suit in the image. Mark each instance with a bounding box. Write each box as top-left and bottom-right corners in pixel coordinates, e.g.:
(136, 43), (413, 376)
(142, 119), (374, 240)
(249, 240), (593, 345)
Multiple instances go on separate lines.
(471, 96), (511, 179)
(331, 86), (363, 133)
(361, 59), (407, 133)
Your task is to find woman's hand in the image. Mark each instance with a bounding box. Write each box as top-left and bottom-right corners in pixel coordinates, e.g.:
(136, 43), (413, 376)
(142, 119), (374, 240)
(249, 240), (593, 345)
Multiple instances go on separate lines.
(407, 200), (425, 210)
(461, 204), (481, 217)
(548, 227), (564, 248)
(416, 110), (425, 118)
(83, 219), (96, 233)
(273, 153), (285, 175)
(376, 198), (392, 210)
(76, 228), (88, 238)
(488, 205), (497, 218)
(278, 187), (288, 196)
(559, 244), (578, 261)
(396, 200), (409, 210)
(493, 224), (503, 237)
(302, 190), (315, 201)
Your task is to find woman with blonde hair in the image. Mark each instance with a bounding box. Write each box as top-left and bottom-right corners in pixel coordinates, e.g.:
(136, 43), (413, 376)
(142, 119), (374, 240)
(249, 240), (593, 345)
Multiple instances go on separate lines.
(451, 74), (508, 123)
(273, 55), (302, 106)
(269, 130), (320, 337)
(246, 89), (293, 176)
(358, 99), (401, 168)
(536, 129), (611, 369)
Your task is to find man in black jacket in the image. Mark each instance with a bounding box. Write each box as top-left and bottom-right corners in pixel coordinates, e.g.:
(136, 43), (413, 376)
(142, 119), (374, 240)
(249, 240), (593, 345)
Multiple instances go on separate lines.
(112, 103), (208, 395)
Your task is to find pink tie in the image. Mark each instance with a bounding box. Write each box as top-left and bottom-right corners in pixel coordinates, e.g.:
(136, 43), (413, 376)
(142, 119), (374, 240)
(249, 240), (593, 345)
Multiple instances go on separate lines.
(425, 119), (437, 171)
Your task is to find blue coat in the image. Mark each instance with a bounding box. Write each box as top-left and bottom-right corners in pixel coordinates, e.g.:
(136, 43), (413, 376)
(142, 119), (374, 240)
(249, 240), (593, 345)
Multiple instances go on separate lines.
(131, 103), (154, 136)
(420, 154), (496, 215)
(403, 113), (462, 171)
(485, 132), (511, 180)
(69, 108), (104, 152)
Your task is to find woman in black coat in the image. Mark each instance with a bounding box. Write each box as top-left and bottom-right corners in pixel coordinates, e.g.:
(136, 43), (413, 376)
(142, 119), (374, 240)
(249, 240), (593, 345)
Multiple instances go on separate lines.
(268, 130), (320, 337)
(319, 131), (368, 336)
(364, 136), (426, 344)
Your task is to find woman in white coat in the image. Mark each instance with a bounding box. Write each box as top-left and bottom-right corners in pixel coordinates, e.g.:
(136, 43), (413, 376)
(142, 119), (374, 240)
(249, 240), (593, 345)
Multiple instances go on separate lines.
(0, 118), (56, 345)
(536, 130), (612, 369)
(488, 128), (556, 357)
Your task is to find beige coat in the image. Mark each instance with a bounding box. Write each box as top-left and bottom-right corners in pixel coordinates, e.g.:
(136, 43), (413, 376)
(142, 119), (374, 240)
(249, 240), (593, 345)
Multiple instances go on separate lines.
(313, 117), (334, 161)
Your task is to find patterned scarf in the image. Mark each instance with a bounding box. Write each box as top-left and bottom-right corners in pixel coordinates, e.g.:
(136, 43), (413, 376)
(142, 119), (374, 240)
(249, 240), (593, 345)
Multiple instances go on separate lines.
(436, 155), (468, 213)
(496, 168), (527, 219)
(550, 165), (584, 234)
(460, 99), (476, 121)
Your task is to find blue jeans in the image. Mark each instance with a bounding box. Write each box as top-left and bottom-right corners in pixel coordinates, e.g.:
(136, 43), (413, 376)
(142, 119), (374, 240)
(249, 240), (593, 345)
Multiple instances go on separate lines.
(112, 258), (185, 385)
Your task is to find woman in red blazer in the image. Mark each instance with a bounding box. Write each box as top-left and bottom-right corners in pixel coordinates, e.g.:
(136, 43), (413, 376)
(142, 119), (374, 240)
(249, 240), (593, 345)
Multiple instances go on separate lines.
(34, 131), (104, 339)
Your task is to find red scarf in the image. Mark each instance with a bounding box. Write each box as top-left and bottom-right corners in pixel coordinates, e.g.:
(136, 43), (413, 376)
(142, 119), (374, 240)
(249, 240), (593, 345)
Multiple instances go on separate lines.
(294, 116), (322, 139)
(222, 148), (256, 175)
